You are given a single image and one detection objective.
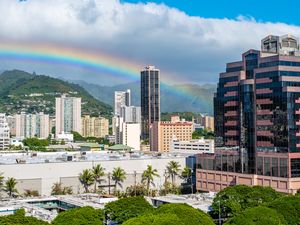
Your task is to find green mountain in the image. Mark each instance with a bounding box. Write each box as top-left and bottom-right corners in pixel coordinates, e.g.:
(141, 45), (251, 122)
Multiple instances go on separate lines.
(0, 70), (112, 116)
(74, 80), (215, 114)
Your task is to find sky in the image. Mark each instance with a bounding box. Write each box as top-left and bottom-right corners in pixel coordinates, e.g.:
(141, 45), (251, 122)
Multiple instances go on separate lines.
(1, 0), (300, 86)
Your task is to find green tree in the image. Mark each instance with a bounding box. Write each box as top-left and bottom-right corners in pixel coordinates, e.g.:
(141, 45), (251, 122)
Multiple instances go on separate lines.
(112, 167), (126, 193)
(71, 131), (86, 142)
(5, 177), (18, 197)
(0, 209), (49, 225)
(211, 185), (283, 218)
(123, 203), (215, 225)
(104, 196), (153, 224)
(52, 206), (103, 225)
(92, 164), (105, 193)
(166, 161), (181, 186)
(224, 206), (285, 225)
(181, 167), (192, 182)
(79, 169), (94, 193)
(142, 165), (160, 195)
(267, 195), (300, 225)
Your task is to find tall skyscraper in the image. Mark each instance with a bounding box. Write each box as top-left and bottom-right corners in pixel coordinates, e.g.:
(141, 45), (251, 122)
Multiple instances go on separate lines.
(55, 95), (81, 137)
(114, 89), (131, 116)
(15, 112), (49, 139)
(0, 114), (10, 150)
(141, 66), (160, 141)
(197, 34), (300, 194)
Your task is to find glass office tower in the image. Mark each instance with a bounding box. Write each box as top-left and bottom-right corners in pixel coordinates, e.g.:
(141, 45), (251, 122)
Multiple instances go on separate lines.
(141, 66), (160, 141)
(197, 34), (300, 193)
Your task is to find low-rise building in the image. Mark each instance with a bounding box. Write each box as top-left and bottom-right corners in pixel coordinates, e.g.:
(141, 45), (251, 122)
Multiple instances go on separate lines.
(170, 138), (214, 154)
(150, 116), (193, 152)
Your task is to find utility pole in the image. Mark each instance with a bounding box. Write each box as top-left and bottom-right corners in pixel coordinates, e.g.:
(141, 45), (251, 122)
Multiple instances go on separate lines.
(134, 170), (137, 196)
(218, 200), (221, 225)
(108, 172), (111, 195)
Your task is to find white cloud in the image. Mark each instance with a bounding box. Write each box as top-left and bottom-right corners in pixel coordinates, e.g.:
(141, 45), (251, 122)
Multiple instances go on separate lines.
(1, 0), (300, 85)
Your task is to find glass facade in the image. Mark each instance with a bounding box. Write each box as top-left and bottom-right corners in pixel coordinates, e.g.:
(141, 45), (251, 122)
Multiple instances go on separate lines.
(141, 66), (160, 140)
(198, 44), (300, 178)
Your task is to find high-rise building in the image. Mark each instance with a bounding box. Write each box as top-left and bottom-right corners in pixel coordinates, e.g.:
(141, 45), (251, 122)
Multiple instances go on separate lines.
(81, 115), (109, 138)
(0, 114), (10, 150)
(114, 89), (131, 116)
(197, 34), (300, 194)
(150, 116), (193, 152)
(15, 112), (49, 139)
(55, 95), (81, 137)
(120, 106), (141, 123)
(141, 66), (160, 140)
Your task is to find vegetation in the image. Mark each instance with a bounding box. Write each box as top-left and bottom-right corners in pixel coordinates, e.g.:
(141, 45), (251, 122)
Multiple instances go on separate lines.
(5, 177), (18, 197)
(123, 203), (215, 225)
(92, 164), (105, 193)
(112, 167), (126, 193)
(142, 165), (160, 195)
(166, 161), (181, 187)
(23, 138), (49, 151)
(211, 185), (283, 218)
(224, 206), (285, 225)
(0, 70), (112, 116)
(23, 189), (39, 197)
(51, 182), (73, 195)
(192, 128), (214, 139)
(0, 209), (49, 225)
(181, 166), (192, 182)
(267, 195), (300, 225)
(79, 169), (94, 193)
(104, 197), (153, 224)
(72, 131), (111, 145)
(52, 206), (104, 225)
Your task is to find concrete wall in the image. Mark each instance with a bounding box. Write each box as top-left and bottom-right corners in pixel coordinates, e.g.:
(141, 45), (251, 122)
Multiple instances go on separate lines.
(0, 157), (186, 196)
(197, 169), (300, 194)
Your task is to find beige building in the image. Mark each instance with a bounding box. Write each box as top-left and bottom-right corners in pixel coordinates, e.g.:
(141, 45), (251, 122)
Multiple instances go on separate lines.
(202, 116), (214, 131)
(150, 116), (193, 152)
(15, 112), (49, 139)
(81, 115), (109, 138)
(55, 95), (81, 137)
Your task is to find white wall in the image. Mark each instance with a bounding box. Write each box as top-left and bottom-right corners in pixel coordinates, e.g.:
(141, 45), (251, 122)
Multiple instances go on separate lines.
(0, 157), (186, 195)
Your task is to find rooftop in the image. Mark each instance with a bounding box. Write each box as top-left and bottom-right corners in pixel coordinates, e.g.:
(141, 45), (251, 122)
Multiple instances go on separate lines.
(0, 151), (189, 165)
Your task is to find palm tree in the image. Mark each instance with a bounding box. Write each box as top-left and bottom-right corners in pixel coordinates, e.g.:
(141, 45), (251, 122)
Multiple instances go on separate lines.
(5, 177), (18, 197)
(112, 167), (126, 193)
(92, 164), (105, 193)
(79, 169), (94, 193)
(181, 167), (192, 183)
(142, 165), (160, 195)
(166, 161), (181, 186)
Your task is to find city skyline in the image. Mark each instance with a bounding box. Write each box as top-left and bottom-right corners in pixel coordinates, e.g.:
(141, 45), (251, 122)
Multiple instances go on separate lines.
(1, 1), (300, 85)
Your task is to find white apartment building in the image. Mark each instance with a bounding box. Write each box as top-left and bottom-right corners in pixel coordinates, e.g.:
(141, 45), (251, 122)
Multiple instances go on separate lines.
(55, 95), (81, 137)
(114, 90), (130, 116)
(0, 114), (10, 150)
(15, 112), (49, 139)
(114, 116), (140, 150)
(170, 138), (214, 154)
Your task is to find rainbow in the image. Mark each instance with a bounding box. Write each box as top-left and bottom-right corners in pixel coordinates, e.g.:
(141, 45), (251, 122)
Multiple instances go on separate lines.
(0, 41), (214, 112)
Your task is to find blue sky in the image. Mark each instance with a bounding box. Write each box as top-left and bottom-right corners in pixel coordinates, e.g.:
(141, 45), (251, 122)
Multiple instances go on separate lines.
(124, 0), (300, 26)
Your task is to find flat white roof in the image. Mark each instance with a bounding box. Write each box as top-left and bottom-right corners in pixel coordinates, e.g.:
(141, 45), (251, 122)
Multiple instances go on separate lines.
(0, 151), (190, 165)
